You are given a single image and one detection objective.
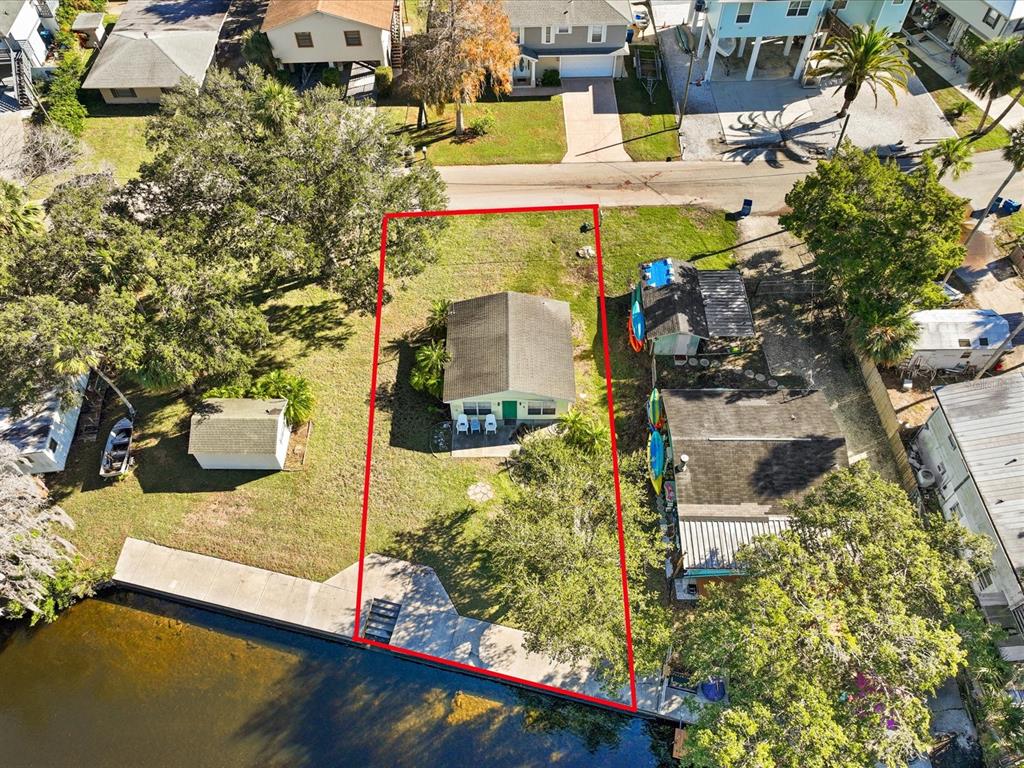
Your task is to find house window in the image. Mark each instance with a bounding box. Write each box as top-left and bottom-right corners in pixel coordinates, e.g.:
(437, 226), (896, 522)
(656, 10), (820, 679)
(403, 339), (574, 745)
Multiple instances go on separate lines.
(947, 501), (961, 519)
(557, 23), (571, 34)
(983, 8), (1002, 28)
(513, 26), (523, 43)
(891, 0), (904, 5)
(787, 0), (811, 17)
(462, 402), (492, 416)
(937, 461), (947, 477)
(736, 2), (753, 23)
(110, 87), (136, 98)
(832, 0), (848, 8)
(48, 437), (58, 454)
(527, 400), (557, 416)
(589, 25), (606, 43)
(976, 568), (994, 590)
(960, 351), (972, 359)
(948, 434), (957, 450)
(958, 338), (971, 347)
(979, 337), (989, 347)
(542, 26), (553, 44)
(294, 31), (314, 47)
(344, 30), (362, 46)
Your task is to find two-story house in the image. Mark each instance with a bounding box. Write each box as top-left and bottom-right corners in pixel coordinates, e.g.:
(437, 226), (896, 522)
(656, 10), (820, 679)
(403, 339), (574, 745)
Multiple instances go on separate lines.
(914, 372), (1024, 662)
(1, 0), (58, 107)
(906, 0), (1024, 51)
(504, 0), (632, 86)
(689, 0), (911, 81)
(262, 0), (400, 73)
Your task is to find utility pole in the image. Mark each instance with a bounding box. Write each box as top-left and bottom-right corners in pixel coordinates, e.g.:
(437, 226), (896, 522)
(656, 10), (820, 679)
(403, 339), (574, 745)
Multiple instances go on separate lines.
(974, 317), (1024, 380)
(678, 26), (698, 122)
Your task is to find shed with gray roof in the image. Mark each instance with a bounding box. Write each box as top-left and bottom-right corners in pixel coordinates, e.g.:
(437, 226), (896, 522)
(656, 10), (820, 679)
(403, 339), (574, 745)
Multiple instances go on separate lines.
(640, 259), (755, 357)
(443, 291), (576, 424)
(188, 398), (290, 470)
(82, 0), (228, 104)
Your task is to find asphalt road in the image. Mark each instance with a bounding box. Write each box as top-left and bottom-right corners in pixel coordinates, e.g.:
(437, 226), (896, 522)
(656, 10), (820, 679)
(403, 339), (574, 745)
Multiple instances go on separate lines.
(438, 150), (1016, 213)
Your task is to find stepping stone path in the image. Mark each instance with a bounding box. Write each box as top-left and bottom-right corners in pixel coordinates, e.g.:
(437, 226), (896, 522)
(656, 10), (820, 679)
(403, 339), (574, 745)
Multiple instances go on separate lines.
(467, 482), (494, 503)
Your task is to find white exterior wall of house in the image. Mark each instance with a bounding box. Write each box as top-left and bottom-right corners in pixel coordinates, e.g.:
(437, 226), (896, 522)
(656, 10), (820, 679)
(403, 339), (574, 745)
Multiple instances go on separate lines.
(448, 390), (572, 422)
(512, 21), (629, 84)
(935, 0), (1024, 43)
(192, 413), (290, 470)
(265, 12), (390, 67)
(916, 408), (1024, 647)
(910, 346), (1000, 369)
(7, 0), (57, 66)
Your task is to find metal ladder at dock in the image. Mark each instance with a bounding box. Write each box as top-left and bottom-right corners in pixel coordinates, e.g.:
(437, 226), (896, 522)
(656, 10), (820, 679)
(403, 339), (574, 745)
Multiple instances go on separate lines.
(363, 598), (401, 643)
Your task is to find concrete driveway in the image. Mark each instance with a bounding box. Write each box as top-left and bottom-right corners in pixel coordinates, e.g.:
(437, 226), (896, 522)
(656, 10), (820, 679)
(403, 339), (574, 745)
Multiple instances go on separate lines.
(559, 78), (631, 163)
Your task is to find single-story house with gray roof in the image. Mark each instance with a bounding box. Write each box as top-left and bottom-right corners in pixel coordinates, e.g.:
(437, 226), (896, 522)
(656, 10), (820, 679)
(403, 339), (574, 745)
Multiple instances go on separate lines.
(0, 373), (88, 474)
(442, 291), (576, 424)
(640, 259), (755, 357)
(82, 0), (229, 104)
(662, 388), (847, 598)
(188, 398), (290, 470)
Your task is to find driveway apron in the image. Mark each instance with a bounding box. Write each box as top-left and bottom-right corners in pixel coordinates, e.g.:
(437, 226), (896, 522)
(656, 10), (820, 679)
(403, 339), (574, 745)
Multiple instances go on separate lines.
(559, 78), (631, 163)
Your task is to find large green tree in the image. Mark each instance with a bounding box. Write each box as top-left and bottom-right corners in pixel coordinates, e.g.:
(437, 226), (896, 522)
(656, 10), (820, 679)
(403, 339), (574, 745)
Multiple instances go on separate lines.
(129, 66), (447, 310)
(679, 465), (990, 768)
(486, 434), (670, 690)
(966, 37), (1024, 135)
(780, 145), (964, 363)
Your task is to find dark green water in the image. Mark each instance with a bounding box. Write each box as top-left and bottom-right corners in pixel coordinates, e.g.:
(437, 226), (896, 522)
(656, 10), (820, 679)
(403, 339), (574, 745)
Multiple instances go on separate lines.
(0, 592), (672, 767)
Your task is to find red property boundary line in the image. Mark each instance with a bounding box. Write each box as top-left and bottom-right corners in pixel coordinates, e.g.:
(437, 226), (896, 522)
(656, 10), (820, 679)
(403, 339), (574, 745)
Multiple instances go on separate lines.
(352, 204), (638, 713)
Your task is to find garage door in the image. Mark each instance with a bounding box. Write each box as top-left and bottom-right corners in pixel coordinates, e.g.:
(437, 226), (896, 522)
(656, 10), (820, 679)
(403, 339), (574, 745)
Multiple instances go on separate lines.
(560, 55), (614, 78)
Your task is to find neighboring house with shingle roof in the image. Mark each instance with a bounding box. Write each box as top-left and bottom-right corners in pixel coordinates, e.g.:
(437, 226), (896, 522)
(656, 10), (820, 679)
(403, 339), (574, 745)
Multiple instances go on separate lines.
(188, 398), (290, 470)
(82, 0), (228, 104)
(914, 372), (1024, 662)
(504, 0), (632, 86)
(640, 259), (755, 357)
(661, 388), (847, 596)
(261, 0), (397, 71)
(442, 291), (576, 424)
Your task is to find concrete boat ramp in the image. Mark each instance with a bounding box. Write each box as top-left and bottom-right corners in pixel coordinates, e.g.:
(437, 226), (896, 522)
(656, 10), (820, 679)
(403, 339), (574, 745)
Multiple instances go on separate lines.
(113, 538), (706, 721)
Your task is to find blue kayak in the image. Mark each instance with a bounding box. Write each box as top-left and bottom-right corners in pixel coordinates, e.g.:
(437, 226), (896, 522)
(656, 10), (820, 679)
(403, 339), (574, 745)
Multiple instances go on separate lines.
(631, 284), (646, 342)
(648, 430), (665, 494)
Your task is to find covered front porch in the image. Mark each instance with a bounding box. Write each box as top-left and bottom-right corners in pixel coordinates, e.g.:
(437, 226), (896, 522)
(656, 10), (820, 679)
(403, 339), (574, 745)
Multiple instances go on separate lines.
(512, 51), (538, 88)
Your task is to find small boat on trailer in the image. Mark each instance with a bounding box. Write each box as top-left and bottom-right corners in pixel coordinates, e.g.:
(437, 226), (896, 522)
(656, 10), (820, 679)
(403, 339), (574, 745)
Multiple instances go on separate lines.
(99, 417), (134, 478)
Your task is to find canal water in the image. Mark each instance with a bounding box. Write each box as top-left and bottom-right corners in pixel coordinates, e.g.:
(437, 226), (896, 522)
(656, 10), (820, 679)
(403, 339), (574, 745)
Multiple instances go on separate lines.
(0, 592), (673, 767)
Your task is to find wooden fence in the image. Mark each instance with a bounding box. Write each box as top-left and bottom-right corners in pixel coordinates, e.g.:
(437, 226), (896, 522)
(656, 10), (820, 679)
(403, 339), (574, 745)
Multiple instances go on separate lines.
(853, 349), (919, 496)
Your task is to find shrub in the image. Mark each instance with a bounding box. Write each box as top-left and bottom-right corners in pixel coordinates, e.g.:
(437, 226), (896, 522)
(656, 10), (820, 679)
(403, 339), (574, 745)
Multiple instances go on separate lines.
(468, 114), (495, 136)
(410, 339), (447, 399)
(851, 307), (920, 367)
(241, 29), (277, 73)
(944, 99), (972, 121)
(4, 559), (105, 626)
(427, 298), (451, 337)
(540, 69), (561, 87)
(375, 66), (393, 97)
(45, 47), (87, 137)
(321, 67), (343, 89)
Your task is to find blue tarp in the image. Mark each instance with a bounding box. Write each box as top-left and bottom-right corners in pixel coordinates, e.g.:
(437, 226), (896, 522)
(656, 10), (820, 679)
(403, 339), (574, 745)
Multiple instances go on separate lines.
(642, 258), (673, 289)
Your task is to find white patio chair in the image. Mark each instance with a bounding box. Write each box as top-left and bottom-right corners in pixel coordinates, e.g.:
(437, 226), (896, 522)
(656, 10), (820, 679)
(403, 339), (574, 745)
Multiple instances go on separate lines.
(484, 414), (498, 435)
(470, 416), (481, 434)
(456, 414), (469, 434)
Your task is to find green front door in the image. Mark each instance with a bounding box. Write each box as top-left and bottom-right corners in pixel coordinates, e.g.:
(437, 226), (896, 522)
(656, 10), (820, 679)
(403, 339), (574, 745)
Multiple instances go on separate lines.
(502, 401), (517, 424)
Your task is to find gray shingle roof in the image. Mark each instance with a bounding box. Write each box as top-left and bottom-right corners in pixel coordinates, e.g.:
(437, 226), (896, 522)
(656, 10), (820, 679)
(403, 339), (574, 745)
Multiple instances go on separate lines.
(641, 261), (754, 341)
(188, 398), (287, 455)
(663, 389), (848, 515)
(934, 372), (1024, 571)
(82, 0), (228, 90)
(503, 0), (632, 27)
(442, 292), (576, 403)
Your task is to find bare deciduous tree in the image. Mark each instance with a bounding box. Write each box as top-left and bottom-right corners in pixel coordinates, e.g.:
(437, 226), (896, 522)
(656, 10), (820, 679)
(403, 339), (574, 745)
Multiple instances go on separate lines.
(0, 447), (77, 618)
(18, 124), (82, 183)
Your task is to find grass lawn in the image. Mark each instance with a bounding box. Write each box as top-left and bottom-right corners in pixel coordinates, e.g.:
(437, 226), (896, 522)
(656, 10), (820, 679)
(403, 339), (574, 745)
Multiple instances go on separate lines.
(50, 206), (738, 619)
(379, 95), (567, 165)
(614, 48), (680, 162)
(28, 97), (154, 201)
(909, 51), (1011, 153)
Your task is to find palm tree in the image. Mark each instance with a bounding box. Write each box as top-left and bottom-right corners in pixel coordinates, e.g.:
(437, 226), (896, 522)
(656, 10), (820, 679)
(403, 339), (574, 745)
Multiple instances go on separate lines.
(256, 79), (300, 134)
(426, 298), (451, 337)
(557, 409), (608, 455)
(0, 180), (42, 239)
(966, 37), (1024, 134)
(411, 340), (449, 399)
(249, 370), (316, 426)
(241, 30), (277, 73)
(810, 22), (913, 118)
(925, 136), (975, 181)
(852, 308), (919, 367)
(965, 123), (1024, 248)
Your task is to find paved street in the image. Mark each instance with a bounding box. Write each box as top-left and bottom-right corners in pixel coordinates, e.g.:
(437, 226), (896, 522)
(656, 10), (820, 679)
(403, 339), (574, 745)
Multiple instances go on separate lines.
(439, 150), (1018, 212)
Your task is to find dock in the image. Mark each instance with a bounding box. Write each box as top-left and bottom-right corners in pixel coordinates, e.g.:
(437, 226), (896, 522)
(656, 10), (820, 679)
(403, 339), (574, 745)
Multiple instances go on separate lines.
(113, 538), (707, 721)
